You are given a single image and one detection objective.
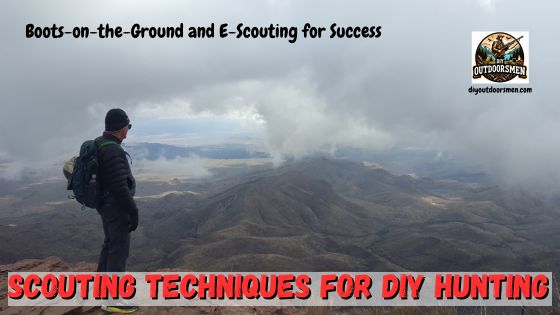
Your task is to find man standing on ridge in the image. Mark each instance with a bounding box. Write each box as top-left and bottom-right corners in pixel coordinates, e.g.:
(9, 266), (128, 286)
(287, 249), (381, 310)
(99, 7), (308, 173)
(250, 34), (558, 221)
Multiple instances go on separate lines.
(95, 108), (139, 314)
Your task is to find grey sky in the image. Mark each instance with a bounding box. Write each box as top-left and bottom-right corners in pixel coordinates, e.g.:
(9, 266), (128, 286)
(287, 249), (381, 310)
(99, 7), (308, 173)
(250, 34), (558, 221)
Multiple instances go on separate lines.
(1, 0), (559, 188)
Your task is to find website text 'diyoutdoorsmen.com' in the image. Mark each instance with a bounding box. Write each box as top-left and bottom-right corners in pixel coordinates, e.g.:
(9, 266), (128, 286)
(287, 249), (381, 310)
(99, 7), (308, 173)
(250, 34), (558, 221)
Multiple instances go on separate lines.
(468, 86), (533, 95)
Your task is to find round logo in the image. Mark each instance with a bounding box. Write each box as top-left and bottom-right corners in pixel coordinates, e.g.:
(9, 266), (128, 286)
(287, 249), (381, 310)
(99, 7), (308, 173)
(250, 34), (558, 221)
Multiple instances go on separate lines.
(472, 32), (527, 83)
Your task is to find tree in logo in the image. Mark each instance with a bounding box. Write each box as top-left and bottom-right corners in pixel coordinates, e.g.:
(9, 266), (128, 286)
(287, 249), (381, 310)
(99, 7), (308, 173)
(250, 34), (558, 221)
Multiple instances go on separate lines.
(473, 32), (527, 83)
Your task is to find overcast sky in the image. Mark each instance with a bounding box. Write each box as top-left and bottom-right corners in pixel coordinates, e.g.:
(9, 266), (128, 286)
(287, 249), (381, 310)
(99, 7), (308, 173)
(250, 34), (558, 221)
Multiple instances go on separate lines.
(1, 0), (559, 189)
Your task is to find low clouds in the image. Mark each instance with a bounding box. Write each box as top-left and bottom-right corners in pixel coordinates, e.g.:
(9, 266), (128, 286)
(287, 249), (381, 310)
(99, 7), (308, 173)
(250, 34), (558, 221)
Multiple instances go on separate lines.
(134, 156), (211, 180)
(1, 0), (559, 189)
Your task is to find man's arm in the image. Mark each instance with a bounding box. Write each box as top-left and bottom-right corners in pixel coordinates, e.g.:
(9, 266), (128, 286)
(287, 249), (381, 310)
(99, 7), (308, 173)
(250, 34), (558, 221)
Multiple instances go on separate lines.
(100, 146), (139, 215)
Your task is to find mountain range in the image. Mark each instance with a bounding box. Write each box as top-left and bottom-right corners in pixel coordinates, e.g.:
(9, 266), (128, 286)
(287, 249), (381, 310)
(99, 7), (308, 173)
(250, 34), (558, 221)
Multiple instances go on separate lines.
(1, 157), (559, 275)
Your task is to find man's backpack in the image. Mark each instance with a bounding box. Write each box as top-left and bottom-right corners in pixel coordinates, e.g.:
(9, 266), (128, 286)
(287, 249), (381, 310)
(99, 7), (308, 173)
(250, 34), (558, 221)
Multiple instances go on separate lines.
(64, 139), (118, 209)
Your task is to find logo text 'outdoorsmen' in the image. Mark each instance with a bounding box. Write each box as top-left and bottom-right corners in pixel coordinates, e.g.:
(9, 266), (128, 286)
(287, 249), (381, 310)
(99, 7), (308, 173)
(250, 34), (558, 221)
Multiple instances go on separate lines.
(472, 32), (529, 84)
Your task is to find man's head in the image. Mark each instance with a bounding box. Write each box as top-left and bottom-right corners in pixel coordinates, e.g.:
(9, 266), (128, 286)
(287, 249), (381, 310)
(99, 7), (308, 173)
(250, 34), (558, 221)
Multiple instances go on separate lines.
(105, 108), (132, 141)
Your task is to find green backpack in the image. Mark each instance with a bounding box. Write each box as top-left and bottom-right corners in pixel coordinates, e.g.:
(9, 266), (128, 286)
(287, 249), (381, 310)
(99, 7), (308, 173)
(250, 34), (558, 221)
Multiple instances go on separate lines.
(65, 140), (118, 209)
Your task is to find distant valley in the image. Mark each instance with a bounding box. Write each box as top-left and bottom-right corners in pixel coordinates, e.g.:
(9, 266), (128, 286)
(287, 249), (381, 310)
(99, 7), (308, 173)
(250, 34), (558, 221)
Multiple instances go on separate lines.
(1, 154), (559, 275)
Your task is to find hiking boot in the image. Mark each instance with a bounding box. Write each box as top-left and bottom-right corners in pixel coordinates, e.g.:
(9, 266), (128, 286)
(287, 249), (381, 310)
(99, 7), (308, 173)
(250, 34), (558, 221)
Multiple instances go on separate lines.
(101, 304), (138, 314)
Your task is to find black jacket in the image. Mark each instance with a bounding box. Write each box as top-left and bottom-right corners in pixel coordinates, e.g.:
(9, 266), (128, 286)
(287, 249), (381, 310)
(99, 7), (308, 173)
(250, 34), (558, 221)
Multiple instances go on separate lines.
(95, 133), (138, 215)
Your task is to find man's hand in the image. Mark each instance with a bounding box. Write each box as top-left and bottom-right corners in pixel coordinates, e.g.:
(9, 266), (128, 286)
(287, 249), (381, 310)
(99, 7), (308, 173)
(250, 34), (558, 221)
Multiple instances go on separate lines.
(129, 213), (138, 232)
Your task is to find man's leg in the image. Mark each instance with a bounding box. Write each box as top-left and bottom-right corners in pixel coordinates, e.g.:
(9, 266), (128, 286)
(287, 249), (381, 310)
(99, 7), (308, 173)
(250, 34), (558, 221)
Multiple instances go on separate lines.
(96, 209), (110, 272)
(98, 205), (136, 313)
(105, 208), (131, 272)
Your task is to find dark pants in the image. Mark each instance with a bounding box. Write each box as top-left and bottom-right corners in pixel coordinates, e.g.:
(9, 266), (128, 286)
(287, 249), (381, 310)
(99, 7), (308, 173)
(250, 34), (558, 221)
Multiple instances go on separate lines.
(96, 203), (130, 272)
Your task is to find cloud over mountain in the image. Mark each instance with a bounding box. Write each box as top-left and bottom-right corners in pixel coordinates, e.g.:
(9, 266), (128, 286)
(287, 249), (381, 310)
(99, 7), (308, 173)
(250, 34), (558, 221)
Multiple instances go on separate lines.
(1, 0), (559, 188)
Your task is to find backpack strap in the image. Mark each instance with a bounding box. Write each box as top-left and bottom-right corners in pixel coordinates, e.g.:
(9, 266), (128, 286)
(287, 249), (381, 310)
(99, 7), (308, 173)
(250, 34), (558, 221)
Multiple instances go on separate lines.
(97, 140), (119, 150)
(97, 140), (132, 165)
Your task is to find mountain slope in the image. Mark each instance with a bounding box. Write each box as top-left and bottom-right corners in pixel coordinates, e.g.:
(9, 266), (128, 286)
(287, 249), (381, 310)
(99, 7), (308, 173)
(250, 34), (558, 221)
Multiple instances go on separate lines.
(1, 157), (560, 274)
